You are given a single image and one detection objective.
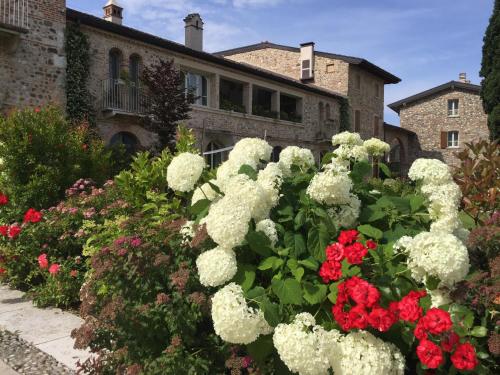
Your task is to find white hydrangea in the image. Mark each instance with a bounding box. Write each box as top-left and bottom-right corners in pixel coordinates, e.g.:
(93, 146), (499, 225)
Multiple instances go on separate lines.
(216, 159), (240, 192)
(334, 144), (369, 162)
(257, 162), (283, 208)
(420, 182), (462, 208)
(408, 158), (453, 184)
(307, 169), (352, 205)
(393, 235), (414, 252)
(429, 288), (452, 308)
(205, 195), (251, 248)
(166, 152), (206, 192)
(180, 221), (195, 246)
(278, 146), (315, 176)
(224, 174), (270, 221)
(331, 331), (405, 375)
(191, 180), (221, 205)
(405, 231), (470, 287)
(363, 138), (390, 157)
(323, 158), (350, 173)
(211, 283), (272, 344)
(327, 194), (361, 229)
(228, 138), (272, 169)
(196, 247), (237, 287)
(256, 219), (279, 246)
(273, 313), (342, 375)
(429, 209), (461, 233)
(332, 131), (363, 146)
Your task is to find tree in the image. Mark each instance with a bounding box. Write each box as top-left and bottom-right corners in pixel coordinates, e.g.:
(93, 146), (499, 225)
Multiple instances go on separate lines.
(141, 59), (193, 149)
(480, 0), (500, 140)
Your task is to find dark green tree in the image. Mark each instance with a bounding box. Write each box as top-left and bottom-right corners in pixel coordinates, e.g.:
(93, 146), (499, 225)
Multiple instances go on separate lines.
(480, 0), (500, 140)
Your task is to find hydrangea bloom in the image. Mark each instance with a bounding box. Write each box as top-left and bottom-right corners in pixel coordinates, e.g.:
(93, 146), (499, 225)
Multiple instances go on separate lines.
(216, 159), (240, 192)
(205, 195), (251, 248)
(408, 159), (452, 184)
(166, 152), (205, 192)
(196, 247), (237, 287)
(191, 180), (220, 205)
(211, 283), (272, 344)
(257, 162), (283, 208)
(332, 131), (363, 146)
(334, 144), (369, 162)
(228, 138), (272, 169)
(331, 331), (405, 375)
(278, 146), (315, 176)
(224, 174), (270, 220)
(363, 138), (390, 157)
(273, 313), (341, 375)
(327, 194), (361, 228)
(404, 231), (470, 287)
(307, 169), (352, 205)
(256, 219), (279, 246)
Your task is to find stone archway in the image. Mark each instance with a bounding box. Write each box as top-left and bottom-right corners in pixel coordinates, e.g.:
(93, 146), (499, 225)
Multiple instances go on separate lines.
(386, 137), (405, 175)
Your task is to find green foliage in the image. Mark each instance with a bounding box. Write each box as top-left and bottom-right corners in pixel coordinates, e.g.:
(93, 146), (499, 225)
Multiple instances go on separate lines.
(65, 23), (95, 125)
(0, 107), (115, 218)
(480, 0), (500, 140)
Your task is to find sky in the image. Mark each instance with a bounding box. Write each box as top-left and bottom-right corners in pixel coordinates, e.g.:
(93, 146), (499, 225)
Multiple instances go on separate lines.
(67, 0), (494, 125)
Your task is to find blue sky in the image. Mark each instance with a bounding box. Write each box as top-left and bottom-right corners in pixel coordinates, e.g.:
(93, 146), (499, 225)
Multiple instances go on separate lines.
(67, 0), (494, 124)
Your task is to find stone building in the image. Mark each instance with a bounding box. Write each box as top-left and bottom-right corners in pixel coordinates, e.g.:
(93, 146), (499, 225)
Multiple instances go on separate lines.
(388, 74), (490, 166)
(0, 0), (400, 167)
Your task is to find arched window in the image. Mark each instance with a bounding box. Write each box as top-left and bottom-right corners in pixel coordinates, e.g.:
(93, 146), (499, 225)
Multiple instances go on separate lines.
(110, 132), (139, 155)
(271, 146), (282, 162)
(205, 142), (223, 169)
(109, 49), (122, 81)
(318, 102), (324, 123)
(129, 54), (141, 86)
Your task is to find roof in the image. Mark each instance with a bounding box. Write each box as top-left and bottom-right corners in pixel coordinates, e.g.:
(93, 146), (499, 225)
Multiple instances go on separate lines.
(383, 122), (416, 136)
(215, 42), (401, 84)
(66, 9), (346, 101)
(388, 81), (481, 113)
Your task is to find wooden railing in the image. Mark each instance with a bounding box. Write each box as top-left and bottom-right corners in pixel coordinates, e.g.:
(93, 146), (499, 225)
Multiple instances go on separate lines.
(0, 0), (29, 30)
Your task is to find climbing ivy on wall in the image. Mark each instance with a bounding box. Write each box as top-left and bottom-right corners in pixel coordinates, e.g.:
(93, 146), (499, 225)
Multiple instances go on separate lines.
(339, 97), (351, 132)
(65, 23), (95, 125)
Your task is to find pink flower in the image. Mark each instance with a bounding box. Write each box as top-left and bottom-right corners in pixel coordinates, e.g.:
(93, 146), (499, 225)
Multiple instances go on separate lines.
(38, 254), (49, 269)
(130, 237), (142, 247)
(48, 264), (60, 275)
(117, 248), (128, 257)
(7, 225), (21, 239)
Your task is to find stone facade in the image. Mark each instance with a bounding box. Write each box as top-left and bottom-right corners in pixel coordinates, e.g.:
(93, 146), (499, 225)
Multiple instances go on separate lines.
(383, 123), (419, 176)
(395, 86), (489, 166)
(0, 0), (66, 112)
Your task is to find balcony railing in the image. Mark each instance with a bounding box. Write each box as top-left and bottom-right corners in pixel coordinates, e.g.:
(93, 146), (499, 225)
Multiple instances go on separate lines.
(101, 79), (150, 115)
(0, 0), (29, 30)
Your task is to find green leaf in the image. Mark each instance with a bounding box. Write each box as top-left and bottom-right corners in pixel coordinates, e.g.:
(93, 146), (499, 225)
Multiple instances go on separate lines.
(258, 256), (282, 271)
(246, 230), (273, 257)
(303, 282), (327, 305)
(291, 267), (305, 282)
(379, 162), (392, 178)
(307, 223), (330, 262)
(271, 278), (303, 305)
(238, 164), (258, 180)
(246, 286), (265, 299)
(409, 195), (425, 213)
(189, 198), (211, 215)
(298, 257), (319, 271)
(351, 160), (372, 183)
(357, 224), (383, 240)
(287, 259), (298, 270)
(247, 335), (274, 364)
(261, 299), (281, 327)
(294, 210), (306, 230)
(470, 326), (487, 337)
(233, 264), (256, 292)
(425, 276), (440, 291)
(293, 233), (307, 257)
(459, 211), (476, 230)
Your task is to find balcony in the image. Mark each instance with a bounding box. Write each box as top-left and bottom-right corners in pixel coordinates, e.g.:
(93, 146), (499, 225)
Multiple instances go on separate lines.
(0, 0), (29, 33)
(101, 79), (150, 117)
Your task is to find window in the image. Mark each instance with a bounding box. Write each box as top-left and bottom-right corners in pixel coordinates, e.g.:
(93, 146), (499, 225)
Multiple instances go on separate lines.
(280, 93), (303, 123)
(219, 78), (246, 113)
(205, 142), (223, 169)
(448, 99), (459, 116)
(355, 74), (361, 90)
(252, 86), (277, 119)
(184, 72), (208, 106)
(354, 110), (361, 132)
(110, 132), (139, 155)
(109, 49), (122, 81)
(129, 55), (141, 86)
(271, 146), (282, 162)
(326, 63), (335, 73)
(301, 59), (312, 80)
(447, 131), (459, 148)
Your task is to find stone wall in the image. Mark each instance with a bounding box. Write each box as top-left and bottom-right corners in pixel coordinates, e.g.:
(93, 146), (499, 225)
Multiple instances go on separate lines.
(0, 0), (66, 113)
(399, 88), (489, 166)
(77, 24), (341, 158)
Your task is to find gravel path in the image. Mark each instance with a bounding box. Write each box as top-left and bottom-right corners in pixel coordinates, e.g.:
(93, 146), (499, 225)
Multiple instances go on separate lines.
(0, 330), (74, 374)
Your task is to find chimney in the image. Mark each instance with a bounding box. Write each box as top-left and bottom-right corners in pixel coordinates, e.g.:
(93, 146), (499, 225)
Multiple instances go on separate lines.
(184, 13), (204, 51)
(458, 72), (470, 84)
(300, 42), (315, 81)
(103, 0), (123, 25)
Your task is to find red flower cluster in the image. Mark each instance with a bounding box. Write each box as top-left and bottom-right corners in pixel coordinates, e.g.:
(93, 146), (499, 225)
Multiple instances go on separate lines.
(0, 193), (8, 206)
(389, 290), (427, 323)
(23, 208), (43, 223)
(38, 253), (60, 276)
(0, 224), (21, 239)
(319, 230), (376, 283)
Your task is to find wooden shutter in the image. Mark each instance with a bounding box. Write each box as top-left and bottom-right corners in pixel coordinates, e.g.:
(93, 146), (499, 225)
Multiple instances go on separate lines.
(440, 131), (448, 149)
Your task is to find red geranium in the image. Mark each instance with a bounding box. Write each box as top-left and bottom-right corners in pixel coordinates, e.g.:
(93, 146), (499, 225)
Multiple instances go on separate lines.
(0, 193), (8, 206)
(366, 239), (377, 249)
(0, 225), (8, 237)
(421, 308), (453, 335)
(332, 304), (351, 331)
(450, 342), (478, 371)
(7, 225), (21, 239)
(344, 242), (368, 264)
(348, 305), (369, 329)
(368, 306), (397, 332)
(319, 260), (342, 283)
(38, 254), (49, 269)
(345, 277), (380, 308)
(326, 243), (344, 262)
(23, 208), (43, 223)
(338, 229), (358, 245)
(417, 339), (444, 369)
(48, 263), (60, 275)
(441, 332), (459, 352)
(414, 320), (428, 340)
(393, 290), (426, 322)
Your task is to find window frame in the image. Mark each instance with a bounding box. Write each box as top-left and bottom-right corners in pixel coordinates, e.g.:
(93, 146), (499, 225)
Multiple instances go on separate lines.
(447, 99), (459, 117)
(447, 131), (459, 148)
(184, 71), (209, 107)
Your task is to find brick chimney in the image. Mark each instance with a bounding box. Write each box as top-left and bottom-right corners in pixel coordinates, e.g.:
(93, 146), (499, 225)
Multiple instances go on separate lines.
(458, 72), (470, 84)
(300, 42), (315, 81)
(184, 13), (204, 51)
(103, 0), (123, 25)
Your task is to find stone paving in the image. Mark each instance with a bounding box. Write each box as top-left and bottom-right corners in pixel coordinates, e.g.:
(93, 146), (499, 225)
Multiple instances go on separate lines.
(0, 284), (91, 373)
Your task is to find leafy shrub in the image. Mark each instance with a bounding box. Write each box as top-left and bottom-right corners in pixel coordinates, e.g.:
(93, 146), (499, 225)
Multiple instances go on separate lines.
(0, 107), (115, 219)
